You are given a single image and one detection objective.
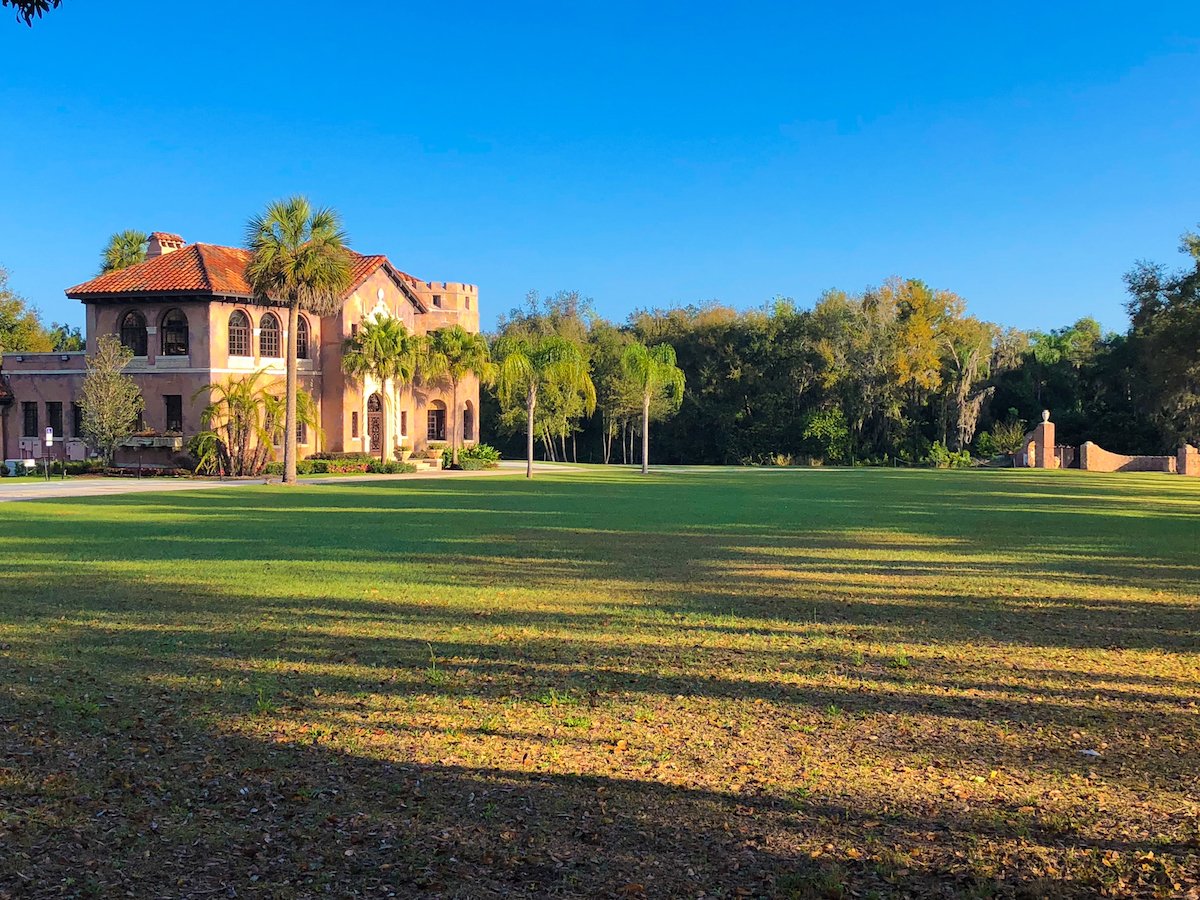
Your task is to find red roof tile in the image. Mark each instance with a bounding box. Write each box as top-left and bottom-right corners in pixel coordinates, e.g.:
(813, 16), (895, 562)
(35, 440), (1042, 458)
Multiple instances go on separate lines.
(149, 231), (185, 243)
(65, 243), (422, 308)
(66, 244), (252, 298)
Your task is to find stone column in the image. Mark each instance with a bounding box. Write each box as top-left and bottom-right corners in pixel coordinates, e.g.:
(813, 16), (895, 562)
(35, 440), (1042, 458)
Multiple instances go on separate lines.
(145, 325), (158, 366)
(1033, 411), (1057, 469)
(1178, 444), (1200, 477)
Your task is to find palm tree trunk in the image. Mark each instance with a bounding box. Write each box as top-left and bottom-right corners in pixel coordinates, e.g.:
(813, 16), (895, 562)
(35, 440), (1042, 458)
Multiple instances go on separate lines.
(641, 394), (650, 474)
(525, 388), (535, 479)
(451, 379), (460, 466)
(283, 301), (300, 485)
(383, 377), (392, 460)
(393, 383), (402, 449)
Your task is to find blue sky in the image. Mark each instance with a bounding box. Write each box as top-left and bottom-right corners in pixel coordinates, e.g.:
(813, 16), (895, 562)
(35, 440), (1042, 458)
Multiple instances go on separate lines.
(2, 2), (1197, 333)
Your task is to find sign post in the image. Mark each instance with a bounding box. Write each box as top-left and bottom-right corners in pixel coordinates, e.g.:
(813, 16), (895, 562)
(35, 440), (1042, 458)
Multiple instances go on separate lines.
(43, 426), (53, 481)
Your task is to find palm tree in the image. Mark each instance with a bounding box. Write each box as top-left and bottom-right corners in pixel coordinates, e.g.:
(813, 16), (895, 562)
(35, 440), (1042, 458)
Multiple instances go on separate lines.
(342, 314), (420, 457)
(99, 230), (148, 274)
(494, 333), (594, 478)
(193, 369), (318, 476)
(621, 341), (685, 474)
(245, 197), (352, 485)
(422, 325), (495, 465)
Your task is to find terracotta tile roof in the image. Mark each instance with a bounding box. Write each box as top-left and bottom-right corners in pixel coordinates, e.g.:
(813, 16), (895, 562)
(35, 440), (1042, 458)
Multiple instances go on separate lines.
(349, 253), (388, 290)
(66, 244), (253, 298)
(149, 231), (185, 243)
(64, 244), (421, 307)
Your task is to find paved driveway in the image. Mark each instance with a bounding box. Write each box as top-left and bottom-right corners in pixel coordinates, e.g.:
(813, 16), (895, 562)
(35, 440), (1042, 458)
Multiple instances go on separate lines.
(0, 476), (269, 503)
(0, 461), (575, 503)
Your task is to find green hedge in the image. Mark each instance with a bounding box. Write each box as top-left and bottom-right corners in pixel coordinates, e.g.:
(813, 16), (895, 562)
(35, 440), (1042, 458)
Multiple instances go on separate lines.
(265, 459), (418, 476)
(441, 443), (502, 470)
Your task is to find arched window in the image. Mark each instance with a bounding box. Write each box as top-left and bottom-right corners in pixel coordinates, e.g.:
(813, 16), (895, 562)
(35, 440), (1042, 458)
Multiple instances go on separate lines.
(259, 313), (281, 358)
(296, 315), (310, 360)
(463, 401), (475, 441)
(160, 308), (189, 356)
(228, 310), (251, 357)
(119, 310), (148, 356)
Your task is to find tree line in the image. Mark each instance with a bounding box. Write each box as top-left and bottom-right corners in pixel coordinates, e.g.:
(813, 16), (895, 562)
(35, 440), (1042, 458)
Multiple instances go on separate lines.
(0, 266), (84, 354)
(482, 226), (1200, 466)
(9, 216), (1198, 473)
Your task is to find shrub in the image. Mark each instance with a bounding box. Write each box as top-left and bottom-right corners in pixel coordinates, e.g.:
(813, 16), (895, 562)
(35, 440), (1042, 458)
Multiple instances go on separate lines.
(991, 418), (1028, 458)
(442, 443), (501, 469)
(45, 460), (106, 476)
(975, 430), (997, 458)
(265, 459), (416, 476)
(924, 441), (972, 469)
(366, 460), (417, 474)
(801, 408), (850, 464)
(306, 452), (378, 462)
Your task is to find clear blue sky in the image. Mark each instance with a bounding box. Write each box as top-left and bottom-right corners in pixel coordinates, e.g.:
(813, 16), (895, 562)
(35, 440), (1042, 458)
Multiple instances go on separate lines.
(2, 2), (1197, 334)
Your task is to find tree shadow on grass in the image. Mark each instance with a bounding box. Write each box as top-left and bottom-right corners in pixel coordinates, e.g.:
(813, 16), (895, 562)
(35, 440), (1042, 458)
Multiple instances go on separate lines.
(2, 471), (1199, 896)
(1, 670), (1187, 900)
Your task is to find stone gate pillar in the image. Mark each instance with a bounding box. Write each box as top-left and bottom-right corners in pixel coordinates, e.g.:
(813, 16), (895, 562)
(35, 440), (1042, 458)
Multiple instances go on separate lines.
(1033, 411), (1057, 469)
(1179, 444), (1200, 477)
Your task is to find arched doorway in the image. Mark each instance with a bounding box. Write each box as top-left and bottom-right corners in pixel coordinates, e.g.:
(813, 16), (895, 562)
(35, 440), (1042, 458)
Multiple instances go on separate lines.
(367, 393), (384, 461)
(426, 400), (446, 443)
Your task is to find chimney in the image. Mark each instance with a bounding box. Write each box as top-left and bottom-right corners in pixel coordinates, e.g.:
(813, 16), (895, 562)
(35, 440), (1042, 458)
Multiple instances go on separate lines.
(147, 232), (185, 259)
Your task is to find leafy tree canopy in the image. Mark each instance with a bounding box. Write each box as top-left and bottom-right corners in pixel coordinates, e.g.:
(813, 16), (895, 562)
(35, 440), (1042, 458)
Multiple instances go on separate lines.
(3, 0), (61, 26)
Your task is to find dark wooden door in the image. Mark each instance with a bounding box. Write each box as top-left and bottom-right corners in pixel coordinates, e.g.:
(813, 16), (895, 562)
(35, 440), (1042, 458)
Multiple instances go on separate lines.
(367, 393), (384, 461)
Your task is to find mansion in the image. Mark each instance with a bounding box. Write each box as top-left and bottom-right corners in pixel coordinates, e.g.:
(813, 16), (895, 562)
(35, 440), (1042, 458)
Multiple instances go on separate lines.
(0, 232), (481, 466)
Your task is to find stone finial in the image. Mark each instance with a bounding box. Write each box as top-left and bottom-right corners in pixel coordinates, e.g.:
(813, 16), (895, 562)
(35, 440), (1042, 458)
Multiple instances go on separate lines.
(1041, 409), (1050, 423)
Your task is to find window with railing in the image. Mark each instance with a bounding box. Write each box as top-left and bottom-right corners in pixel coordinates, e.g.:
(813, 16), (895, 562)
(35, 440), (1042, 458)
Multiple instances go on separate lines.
(160, 309), (189, 356)
(119, 310), (148, 356)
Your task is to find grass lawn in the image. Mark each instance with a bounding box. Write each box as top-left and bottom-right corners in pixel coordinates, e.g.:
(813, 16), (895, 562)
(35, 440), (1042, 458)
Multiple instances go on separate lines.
(1, 467), (1198, 898)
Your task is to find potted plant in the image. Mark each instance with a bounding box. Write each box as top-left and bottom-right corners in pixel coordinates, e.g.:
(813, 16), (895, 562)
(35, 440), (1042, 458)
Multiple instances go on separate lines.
(395, 443), (413, 462)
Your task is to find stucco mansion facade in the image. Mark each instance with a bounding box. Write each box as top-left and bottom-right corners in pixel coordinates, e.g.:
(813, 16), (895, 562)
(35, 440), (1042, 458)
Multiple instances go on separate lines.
(0, 232), (480, 466)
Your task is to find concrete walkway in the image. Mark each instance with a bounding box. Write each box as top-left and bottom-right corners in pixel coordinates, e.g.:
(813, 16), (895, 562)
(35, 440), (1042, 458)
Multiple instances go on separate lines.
(0, 461), (576, 503)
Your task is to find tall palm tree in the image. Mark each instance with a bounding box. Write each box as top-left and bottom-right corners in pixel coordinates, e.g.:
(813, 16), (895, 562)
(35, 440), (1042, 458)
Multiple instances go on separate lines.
(422, 325), (495, 465)
(245, 197), (352, 485)
(99, 230), (148, 274)
(621, 341), (685, 474)
(494, 333), (594, 478)
(342, 314), (420, 457)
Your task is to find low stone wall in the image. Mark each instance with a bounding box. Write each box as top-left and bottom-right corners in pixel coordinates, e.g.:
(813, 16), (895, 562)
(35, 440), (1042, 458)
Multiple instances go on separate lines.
(1179, 444), (1200, 477)
(1079, 441), (1177, 474)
